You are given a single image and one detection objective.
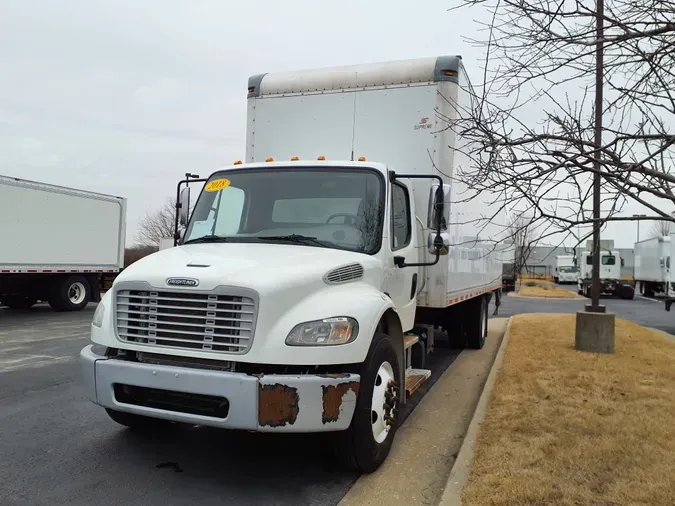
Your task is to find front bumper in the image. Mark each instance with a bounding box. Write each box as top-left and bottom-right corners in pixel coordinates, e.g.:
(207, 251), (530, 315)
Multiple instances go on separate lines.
(80, 345), (360, 432)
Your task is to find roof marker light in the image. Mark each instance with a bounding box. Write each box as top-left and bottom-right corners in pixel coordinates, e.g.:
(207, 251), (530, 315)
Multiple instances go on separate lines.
(291, 156), (300, 161)
(317, 156), (326, 160)
(358, 156), (366, 162)
(265, 157), (274, 162)
(233, 160), (243, 165)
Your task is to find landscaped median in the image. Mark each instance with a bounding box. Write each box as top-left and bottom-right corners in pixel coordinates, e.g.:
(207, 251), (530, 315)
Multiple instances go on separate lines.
(460, 314), (675, 505)
(514, 281), (583, 299)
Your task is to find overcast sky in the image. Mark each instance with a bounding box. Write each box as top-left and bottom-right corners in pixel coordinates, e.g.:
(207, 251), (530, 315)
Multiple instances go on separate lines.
(0, 0), (658, 249)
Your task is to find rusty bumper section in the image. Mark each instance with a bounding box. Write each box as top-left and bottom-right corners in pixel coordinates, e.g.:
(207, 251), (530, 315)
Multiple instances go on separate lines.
(81, 345), (360, 433)
(257, 374), (360, 431)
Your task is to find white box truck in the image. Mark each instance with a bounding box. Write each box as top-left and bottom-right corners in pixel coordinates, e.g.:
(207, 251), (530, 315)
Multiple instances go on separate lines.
(0, 175), (126, 311)
(80, 55), (505, 472)
(554, 255), (578, 284)
(577, 239), (633, 299)
(634, 236), (671, 298)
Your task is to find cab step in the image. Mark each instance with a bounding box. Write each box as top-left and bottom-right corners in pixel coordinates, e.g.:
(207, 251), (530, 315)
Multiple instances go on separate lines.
(403, 333), (419, 350)
(405, 368), (432, 397)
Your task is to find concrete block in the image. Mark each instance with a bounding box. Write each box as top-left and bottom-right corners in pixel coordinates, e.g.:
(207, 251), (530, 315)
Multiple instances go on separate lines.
(575, 310), (616, 354)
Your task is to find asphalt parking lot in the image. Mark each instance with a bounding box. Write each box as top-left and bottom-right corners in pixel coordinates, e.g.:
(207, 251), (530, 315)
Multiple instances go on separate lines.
(2, 291), (674, 506)
(0, 303), (461, 506)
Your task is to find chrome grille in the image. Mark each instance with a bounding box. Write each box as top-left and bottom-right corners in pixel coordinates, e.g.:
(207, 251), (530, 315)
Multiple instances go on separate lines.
(115, 290), (255, 354)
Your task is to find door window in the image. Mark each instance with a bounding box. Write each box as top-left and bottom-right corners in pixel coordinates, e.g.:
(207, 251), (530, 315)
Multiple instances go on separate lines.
(390, 183), (411, 251)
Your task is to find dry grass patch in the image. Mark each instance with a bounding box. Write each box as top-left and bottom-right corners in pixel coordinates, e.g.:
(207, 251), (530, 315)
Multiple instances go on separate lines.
(463, 314), (675, 506)
(518, 283), (580, 299)
(520, 274), (554, 282)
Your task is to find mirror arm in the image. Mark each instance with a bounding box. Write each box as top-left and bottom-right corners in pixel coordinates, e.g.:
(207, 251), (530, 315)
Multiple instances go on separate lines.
(390, 171), (445, 268)
(174, 176), (208, 246)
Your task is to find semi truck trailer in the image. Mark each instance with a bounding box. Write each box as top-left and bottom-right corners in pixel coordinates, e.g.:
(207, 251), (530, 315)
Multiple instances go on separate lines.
(80, 55), (506, 472)
(1, 175), (126, 311)
(634, 235), (671, 298)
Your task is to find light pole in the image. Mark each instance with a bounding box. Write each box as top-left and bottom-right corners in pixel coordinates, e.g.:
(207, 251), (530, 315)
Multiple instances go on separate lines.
(633, 214), (646, 243)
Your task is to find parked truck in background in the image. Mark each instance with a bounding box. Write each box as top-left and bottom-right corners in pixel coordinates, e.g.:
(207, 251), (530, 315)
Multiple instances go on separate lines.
(1, 175), (126, 311)
(554, 255), (579, 284)
(634, 235), (671, 298)
(501, 244), (517, 292)
(80, 55), (506, 473)
(577, 239), (633, 299)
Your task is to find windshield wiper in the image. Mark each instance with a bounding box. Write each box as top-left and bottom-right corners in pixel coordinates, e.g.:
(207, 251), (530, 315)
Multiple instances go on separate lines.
(183, 235), (230, 245)
(256, 234), (328, 248)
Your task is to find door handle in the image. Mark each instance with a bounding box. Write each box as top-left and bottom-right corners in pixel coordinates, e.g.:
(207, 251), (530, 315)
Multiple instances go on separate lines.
(410, 273), (418, 300)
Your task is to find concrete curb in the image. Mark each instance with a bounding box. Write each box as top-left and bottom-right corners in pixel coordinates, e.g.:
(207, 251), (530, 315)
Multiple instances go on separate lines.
(437, 317), (514, 506)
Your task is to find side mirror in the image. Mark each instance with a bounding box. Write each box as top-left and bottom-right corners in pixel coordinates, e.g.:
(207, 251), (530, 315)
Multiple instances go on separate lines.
(427, 231), (450, 255)
(179, 187), (191, 226)
(427, 184), (451, 231)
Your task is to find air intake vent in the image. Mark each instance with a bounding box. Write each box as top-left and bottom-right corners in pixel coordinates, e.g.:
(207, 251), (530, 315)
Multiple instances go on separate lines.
(324, 263), (364, 284)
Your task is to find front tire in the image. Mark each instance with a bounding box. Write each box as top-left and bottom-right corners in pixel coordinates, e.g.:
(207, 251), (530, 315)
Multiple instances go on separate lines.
(336, 332), (401, 473)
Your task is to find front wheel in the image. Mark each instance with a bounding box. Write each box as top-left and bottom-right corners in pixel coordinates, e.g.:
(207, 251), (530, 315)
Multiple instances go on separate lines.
(335, 332), (401, 473)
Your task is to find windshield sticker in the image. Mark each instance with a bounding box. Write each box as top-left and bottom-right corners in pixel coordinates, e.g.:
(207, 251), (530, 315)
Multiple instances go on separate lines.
(204, 178), (231, 192)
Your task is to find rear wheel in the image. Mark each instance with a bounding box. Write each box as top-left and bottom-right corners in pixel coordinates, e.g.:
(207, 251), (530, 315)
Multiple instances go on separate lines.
(644, 283), (655, 298)
(619, 285), (635, 300)
(335, 332), (400, 473)
(49, 275), (91, 312)
(0, 295), (38, 309)
(466, 295), (488, 349)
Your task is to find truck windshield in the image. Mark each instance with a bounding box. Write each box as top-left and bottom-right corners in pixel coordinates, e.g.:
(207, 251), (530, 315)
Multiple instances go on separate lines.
(183, 167), (385, 254)
(585, 254), (616, 265)
(559, 266), (578, 273)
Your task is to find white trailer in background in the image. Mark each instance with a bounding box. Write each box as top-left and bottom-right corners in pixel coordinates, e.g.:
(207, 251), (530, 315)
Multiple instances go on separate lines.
(0, 175), (126, 311)
(81, 55), (506, 473)
(634, 235), (671, 298)
(554, 255), (578, 284)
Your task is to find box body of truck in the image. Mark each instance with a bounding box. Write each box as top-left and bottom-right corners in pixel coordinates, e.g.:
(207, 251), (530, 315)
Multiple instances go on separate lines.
(0, 175), (126, 311)
(634, 236), (670, 297)
(80, 55), (506, 473)
(246, 55), (505, 308)
(577, 240), (633, 299)
(554, 255), (578, 284)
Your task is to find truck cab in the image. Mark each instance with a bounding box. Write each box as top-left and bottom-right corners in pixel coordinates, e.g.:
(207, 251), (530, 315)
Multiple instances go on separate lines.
(577, 248), (633, 299)
(81, 158), (452, 473)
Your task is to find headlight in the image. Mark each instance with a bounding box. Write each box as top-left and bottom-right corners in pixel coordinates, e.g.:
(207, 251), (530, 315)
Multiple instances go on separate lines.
(92, 301), (106, 328)
(285, 317), (359, 346)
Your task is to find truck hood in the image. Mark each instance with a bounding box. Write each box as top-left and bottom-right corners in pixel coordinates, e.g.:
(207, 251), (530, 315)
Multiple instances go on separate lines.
(115, 243), (383, 294)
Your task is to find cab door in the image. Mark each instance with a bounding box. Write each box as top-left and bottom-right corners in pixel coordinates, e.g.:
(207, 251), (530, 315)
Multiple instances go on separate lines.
(385, 179), (418, 332)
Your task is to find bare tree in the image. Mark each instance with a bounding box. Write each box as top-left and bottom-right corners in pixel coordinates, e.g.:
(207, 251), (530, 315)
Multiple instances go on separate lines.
(508, 214), (538, 281)
(649, 216), (674, 238)
(445, 0), (675, 248)
(135, 198), (177, 247)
